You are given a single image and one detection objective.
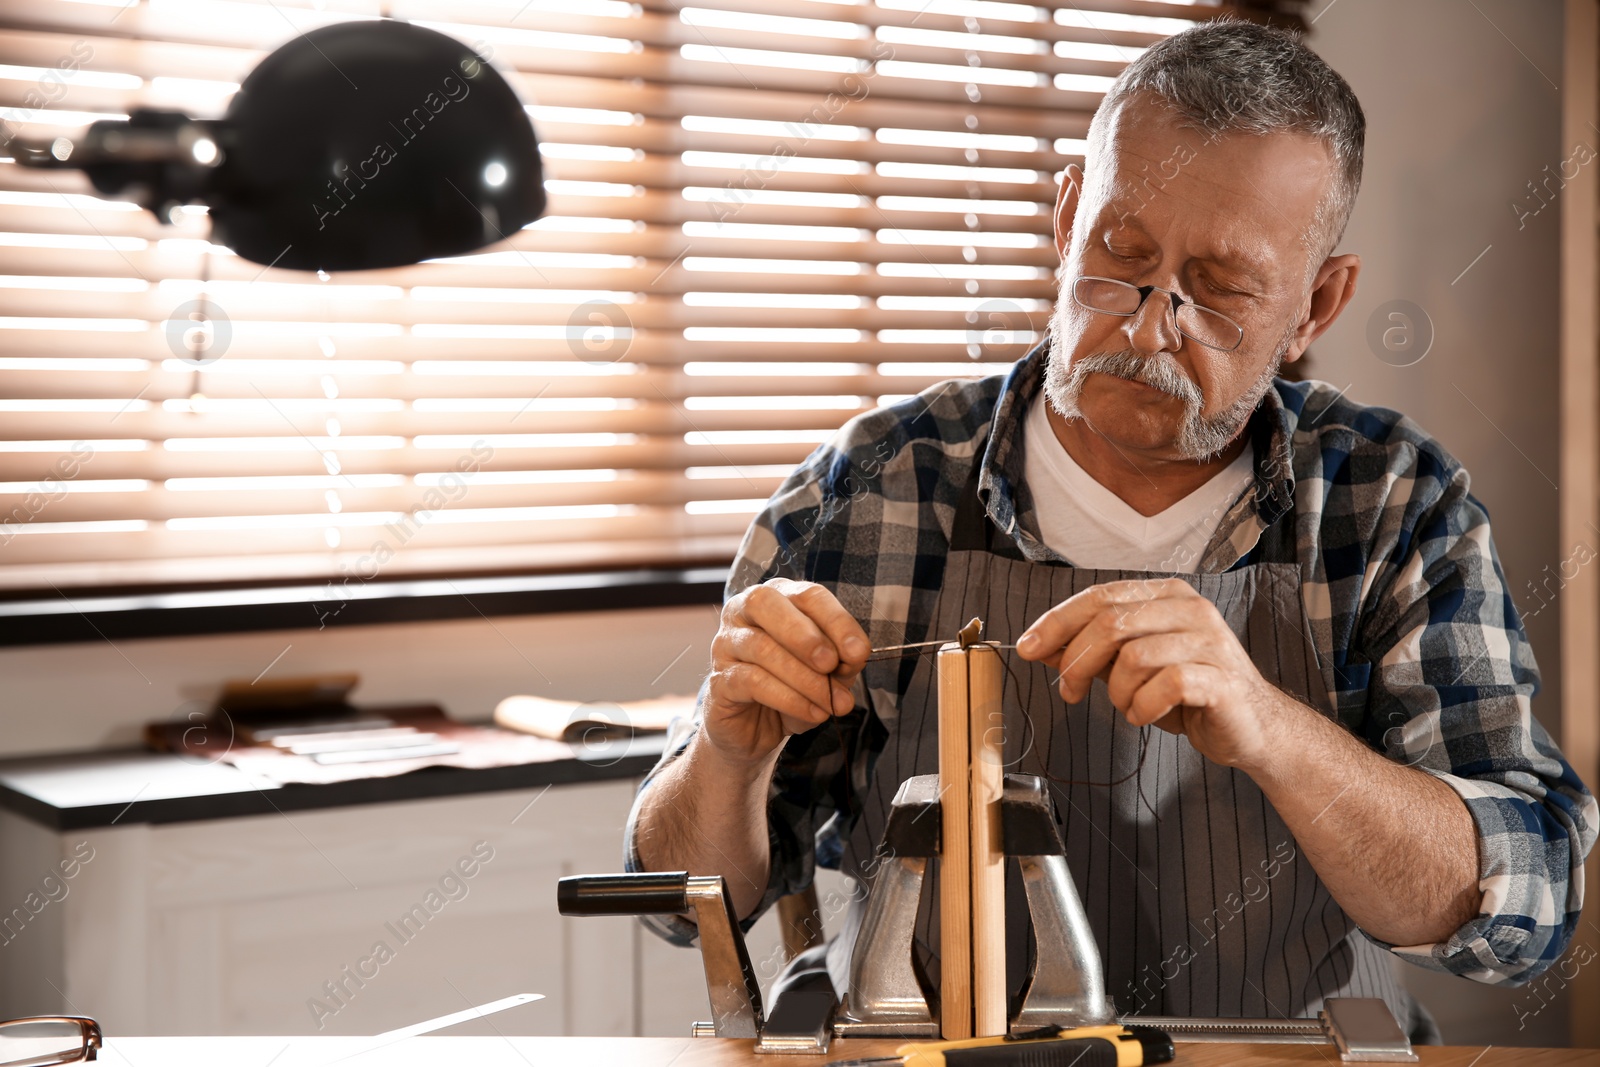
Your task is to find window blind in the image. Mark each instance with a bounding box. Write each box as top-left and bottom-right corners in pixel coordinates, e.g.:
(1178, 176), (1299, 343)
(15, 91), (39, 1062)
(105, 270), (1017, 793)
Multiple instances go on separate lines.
(0, 0), (1253, 592)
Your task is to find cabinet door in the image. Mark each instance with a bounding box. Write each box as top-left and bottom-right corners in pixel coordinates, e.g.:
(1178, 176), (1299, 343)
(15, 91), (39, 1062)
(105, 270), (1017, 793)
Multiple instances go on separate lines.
(110, 781), (638, 1035)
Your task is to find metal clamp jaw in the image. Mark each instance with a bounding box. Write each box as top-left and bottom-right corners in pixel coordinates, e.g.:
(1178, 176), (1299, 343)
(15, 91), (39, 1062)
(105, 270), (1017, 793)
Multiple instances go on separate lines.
(833, 772), (1114, 1038)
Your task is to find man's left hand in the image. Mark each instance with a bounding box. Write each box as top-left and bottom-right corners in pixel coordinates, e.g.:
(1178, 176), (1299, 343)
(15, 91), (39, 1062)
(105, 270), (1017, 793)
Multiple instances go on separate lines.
(1015, 577), (1289, 770)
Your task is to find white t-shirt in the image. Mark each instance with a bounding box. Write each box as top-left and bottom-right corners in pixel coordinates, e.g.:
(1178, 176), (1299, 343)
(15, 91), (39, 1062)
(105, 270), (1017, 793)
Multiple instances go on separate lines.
(1020, 395), (1256, 573)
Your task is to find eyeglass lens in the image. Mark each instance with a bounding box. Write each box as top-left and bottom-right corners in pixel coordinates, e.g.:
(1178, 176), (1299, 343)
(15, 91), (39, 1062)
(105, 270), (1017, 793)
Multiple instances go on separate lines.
(0, 1020), (93, 1067)
(1073, 277), (1241, 350)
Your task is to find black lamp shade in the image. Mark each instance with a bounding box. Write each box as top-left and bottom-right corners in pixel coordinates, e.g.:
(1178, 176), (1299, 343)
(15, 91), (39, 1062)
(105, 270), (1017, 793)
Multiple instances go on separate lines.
(207, 20), (545, 272)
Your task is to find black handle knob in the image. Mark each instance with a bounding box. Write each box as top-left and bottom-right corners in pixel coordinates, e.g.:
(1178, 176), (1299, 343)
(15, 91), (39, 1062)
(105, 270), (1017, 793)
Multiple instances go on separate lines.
(946, 1038), (1121, 1067)
(557, 872), (691, 916)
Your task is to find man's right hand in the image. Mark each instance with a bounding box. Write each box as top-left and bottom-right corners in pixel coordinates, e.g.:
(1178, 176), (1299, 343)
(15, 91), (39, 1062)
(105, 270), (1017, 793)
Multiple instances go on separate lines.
(704, 578), (871, 766)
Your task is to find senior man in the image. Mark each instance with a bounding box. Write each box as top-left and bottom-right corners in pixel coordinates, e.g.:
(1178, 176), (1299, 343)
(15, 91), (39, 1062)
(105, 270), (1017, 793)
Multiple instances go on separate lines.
(625, 19), (1597, 1039)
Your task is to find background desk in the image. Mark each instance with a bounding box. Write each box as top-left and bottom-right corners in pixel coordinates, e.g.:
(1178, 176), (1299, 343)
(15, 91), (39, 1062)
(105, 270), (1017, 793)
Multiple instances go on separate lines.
(95, 1036), (1600, 1066)
(0, 740), (804, 1038)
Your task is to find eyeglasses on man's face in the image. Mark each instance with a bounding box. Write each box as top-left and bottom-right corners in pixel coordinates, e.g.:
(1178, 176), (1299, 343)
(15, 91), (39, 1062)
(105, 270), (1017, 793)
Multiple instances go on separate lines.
(0, 1016), (101, 1067)
(1070, 275), (1246, 353)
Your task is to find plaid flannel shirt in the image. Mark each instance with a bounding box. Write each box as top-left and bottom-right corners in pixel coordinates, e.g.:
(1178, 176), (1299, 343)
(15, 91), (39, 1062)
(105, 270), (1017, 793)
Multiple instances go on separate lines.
(624, 341), (1597, 986)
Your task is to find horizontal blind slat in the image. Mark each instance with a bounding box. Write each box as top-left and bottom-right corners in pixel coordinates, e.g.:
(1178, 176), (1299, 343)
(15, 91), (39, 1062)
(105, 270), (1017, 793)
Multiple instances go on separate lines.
(0, 294), (1048, 334)
(0, 247), (1059, 297)
(0, 367), (1018, 401)
(0, 439), (851, 478)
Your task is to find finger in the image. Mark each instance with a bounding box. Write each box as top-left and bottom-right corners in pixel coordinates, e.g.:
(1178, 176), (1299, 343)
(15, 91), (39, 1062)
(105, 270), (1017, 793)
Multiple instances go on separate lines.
(1127, 663), (1221, 728)
(1018, 578), (1196, 661)
(1056, 599), (1207, 702)
(722, 586), (854, 716)
(714, 662), (833, 724)
(737, 581), (839, 676)
(1032, 578), (1193, 659)
(1151, 713), (1187, 738)
(725, 625), (852, 716)
(1104, 632), (1197, 710)
(787, 581), (871, 681)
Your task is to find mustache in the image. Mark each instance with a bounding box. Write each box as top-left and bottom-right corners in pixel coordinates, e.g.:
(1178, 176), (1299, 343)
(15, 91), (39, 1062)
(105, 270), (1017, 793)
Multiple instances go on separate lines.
(1068, 349), (1202, 405)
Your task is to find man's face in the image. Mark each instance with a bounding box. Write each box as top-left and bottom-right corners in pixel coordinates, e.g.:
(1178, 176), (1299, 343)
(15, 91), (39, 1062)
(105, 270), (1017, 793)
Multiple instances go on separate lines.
(1044, 96), (1337, 461)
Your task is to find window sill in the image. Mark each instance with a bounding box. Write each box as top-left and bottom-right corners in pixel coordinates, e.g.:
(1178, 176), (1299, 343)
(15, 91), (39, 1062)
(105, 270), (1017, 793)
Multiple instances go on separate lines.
(0, 565), (730, 647)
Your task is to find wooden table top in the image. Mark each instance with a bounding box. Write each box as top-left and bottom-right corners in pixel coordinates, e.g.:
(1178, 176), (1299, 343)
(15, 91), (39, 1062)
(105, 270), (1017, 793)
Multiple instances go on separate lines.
(100, 1034), (1600, 1066)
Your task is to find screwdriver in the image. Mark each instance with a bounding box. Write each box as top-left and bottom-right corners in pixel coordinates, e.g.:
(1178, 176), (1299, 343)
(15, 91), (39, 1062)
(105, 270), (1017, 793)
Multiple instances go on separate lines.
(828, 1024), (1175, 1067)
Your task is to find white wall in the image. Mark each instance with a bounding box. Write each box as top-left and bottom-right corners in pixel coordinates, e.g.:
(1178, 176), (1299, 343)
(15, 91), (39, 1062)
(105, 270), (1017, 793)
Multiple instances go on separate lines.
(1306, 0), (1572, 1048)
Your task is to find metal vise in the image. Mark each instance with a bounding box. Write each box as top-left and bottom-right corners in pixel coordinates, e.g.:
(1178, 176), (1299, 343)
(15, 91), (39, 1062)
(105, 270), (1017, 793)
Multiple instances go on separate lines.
(557, 770), (1112, 1052)
(557, 770), (1419, 1061)
(833, 772), (1114, 1038)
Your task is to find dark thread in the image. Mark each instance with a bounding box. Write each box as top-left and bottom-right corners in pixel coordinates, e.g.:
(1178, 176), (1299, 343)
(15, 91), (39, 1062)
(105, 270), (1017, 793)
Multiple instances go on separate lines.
(839, 640), (1156, 818)
(996, 646), (1160, 822)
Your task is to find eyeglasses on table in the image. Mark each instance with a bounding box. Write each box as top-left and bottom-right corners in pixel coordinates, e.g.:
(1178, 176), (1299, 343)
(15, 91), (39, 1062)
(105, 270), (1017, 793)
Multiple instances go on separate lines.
(0, 1016), (101, 1067)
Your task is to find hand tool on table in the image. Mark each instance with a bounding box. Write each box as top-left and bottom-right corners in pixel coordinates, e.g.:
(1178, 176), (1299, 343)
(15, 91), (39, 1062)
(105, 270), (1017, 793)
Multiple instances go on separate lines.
(827, 1024), (1175, 1067)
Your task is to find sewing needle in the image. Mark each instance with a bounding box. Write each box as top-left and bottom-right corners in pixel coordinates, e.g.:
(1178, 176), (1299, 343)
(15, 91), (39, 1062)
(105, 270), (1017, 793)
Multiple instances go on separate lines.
(867, 638), (947, 655)
(863, 618), (1019, 660)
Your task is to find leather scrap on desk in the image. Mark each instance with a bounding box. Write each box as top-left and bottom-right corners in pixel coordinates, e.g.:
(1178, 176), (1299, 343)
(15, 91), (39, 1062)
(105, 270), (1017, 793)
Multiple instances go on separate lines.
(149, 705), (576, 786)
(223, 724), (575, 785)
(493, 693), (696, 743)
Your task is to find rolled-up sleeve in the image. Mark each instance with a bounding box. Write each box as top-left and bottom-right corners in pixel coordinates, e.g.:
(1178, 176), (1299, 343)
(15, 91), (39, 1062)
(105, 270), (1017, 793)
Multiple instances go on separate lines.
(622, 451), (868, 946)
(1355, 457), (1597, 984)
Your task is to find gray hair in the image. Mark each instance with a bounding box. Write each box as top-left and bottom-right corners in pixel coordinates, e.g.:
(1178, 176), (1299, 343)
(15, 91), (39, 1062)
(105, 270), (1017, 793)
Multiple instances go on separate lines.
(1091, 18), (1366, 264)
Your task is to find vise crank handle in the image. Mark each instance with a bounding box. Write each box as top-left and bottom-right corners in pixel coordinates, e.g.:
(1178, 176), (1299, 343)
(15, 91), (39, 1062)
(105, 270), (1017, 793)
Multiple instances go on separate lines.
(557, 871), (692, 915)
(557, 871), (764, 1039)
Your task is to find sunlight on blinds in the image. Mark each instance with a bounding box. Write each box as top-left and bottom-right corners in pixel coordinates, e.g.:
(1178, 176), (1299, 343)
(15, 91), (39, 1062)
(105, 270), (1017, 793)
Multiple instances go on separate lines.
(0, 0), (1225, 590)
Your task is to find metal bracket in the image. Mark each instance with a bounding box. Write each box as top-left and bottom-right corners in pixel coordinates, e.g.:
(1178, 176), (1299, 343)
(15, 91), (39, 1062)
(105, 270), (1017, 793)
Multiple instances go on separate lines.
(1127, 999), (1418, 1062)
(753, 944), (837, 1053)
(1323, 998), (1421, 1062)
(556, 871), (764, 1039)
(1002, 775), (1115, 1032)
(835, 775), (941, 1038)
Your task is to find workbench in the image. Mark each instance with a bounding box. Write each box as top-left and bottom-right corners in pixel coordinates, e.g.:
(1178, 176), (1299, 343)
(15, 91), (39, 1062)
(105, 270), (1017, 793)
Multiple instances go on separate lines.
(95, 1035), (1600, 1065)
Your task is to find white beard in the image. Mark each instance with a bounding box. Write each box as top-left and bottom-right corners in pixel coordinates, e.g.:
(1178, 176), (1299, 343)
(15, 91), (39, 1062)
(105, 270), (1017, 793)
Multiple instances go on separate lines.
(1042, 281), (1290, 462)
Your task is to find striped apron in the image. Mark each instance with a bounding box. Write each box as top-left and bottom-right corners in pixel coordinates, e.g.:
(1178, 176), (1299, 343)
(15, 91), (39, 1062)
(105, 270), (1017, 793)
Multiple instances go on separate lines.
(826, 464), (1432, 1037)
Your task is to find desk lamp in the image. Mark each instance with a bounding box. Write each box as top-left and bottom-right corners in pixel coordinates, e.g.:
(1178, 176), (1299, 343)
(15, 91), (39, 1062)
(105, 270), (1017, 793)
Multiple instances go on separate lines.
(10, 19), (546, 271)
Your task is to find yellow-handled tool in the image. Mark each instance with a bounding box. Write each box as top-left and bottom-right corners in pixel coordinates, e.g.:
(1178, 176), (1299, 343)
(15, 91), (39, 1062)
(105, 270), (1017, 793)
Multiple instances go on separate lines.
(828, 1024), (1176, 1067)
